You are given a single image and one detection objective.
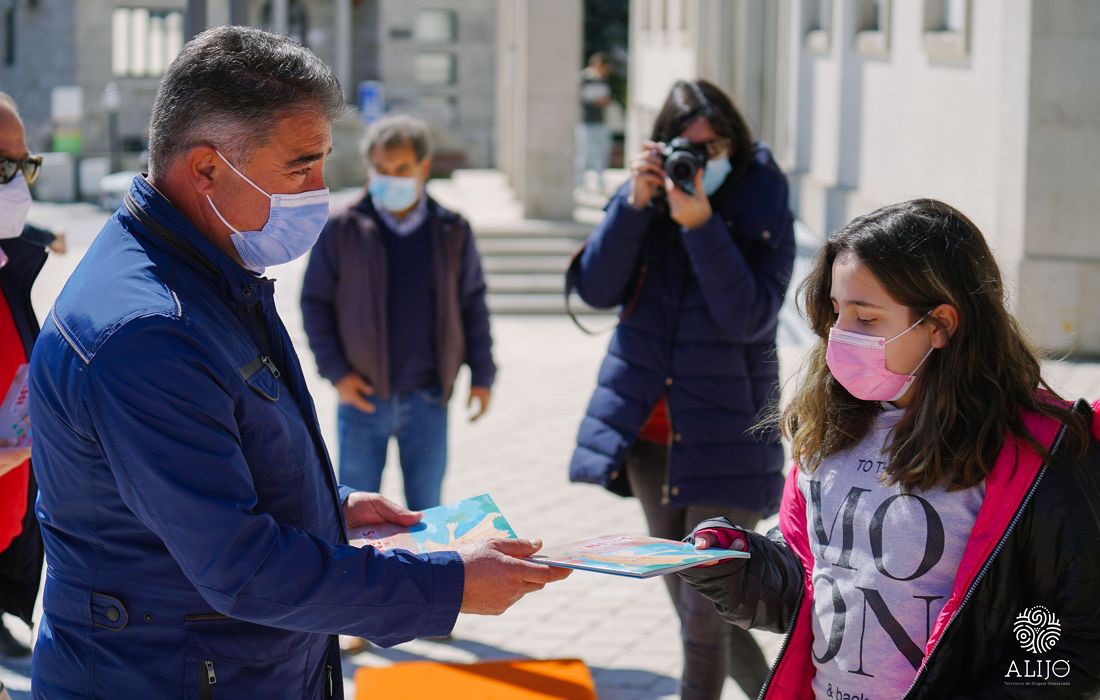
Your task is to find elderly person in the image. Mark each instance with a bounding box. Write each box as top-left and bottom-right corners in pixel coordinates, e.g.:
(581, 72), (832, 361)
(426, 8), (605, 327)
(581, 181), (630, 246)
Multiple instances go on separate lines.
(301, 115), (494, 513)
(0, 92), (63, 665)
(29, 27), (566, 699)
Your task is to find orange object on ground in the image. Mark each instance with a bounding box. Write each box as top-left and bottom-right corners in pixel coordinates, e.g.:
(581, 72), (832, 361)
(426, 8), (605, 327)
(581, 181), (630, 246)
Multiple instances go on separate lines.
(354, 658), (597, 700)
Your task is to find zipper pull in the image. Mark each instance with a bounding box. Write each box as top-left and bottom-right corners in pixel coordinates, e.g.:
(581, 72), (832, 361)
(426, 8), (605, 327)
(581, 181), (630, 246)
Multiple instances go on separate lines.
(260, 355), (282, 379)
(326, 664), (335, 697)
(205, 660), (217, 685)
(660, 483), (671, 506)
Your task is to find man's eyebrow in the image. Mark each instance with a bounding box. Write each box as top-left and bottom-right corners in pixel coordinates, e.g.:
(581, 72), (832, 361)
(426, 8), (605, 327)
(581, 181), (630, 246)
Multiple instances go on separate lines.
(285, 146), (334, 168)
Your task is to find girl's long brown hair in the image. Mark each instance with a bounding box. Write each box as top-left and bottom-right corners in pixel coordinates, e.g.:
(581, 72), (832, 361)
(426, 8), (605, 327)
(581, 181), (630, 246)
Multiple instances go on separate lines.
(782, 199), (1088, 491)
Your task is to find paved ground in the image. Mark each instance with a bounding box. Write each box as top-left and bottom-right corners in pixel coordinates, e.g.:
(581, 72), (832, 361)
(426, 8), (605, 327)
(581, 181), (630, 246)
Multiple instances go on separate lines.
(2, 192), (1099, 698)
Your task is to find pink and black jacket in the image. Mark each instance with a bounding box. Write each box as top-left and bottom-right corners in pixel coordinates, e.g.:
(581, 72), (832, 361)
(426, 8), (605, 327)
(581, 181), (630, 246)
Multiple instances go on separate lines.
(680, 400), (1100, 698)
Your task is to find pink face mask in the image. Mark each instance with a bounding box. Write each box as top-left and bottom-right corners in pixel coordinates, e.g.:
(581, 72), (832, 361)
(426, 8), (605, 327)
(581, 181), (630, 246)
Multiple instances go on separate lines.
(826, 315), (935, 402)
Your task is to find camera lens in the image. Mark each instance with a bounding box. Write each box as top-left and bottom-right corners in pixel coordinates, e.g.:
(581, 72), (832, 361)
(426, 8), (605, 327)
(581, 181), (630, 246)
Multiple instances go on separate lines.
(665, 151), (699, 188)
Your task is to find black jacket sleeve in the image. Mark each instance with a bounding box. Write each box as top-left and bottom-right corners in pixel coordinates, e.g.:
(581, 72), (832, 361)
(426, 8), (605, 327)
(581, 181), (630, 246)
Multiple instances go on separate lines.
(678, 518), (805, 635)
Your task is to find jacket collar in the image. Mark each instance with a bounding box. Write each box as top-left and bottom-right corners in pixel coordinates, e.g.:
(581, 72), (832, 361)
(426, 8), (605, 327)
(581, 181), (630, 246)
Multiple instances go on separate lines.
(125, 175), (271, 302)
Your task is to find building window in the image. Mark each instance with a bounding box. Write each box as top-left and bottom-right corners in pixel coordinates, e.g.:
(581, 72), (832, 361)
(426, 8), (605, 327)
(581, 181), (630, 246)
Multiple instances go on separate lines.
(3, 6), (14, 67)
(111, 8), (184, 78)
(415, 53), (456, 87)
(855, 0), (890, 57)
(923, 0), (969, 61)
(415, 9), (456, 42)
(804, 0), (831, 54)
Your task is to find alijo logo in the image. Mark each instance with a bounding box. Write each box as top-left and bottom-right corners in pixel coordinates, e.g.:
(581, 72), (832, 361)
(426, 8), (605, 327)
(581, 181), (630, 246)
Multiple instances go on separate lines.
(1013, 605), (1061, 654)
(1004, 606), (1071, 685)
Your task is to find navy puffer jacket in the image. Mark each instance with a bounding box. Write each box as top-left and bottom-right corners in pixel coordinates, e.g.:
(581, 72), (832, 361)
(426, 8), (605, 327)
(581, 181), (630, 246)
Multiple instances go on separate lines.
(568, 143), (795, 516)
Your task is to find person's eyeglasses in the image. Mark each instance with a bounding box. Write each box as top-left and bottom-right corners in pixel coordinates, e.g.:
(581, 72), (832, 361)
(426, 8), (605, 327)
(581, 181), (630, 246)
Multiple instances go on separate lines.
(0, 155), (43, 186)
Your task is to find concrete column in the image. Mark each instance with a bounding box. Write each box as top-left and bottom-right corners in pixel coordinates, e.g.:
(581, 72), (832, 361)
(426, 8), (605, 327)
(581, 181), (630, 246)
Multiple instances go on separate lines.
(229, 0), (248, 25)
(334, 0), (352, 101)
(1014, 0), (1100, 353)
(272, 0), (288, 36)
(185, 0), (207, 40)
(495, 0), (581, 220)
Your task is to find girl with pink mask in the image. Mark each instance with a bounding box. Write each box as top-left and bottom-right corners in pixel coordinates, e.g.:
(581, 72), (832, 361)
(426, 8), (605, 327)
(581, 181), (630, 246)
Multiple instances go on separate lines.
(677, 199), (1100, 698)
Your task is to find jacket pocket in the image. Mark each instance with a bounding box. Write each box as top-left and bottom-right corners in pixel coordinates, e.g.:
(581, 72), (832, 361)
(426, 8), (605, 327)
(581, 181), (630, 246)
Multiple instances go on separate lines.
(184, 616), (310, 699)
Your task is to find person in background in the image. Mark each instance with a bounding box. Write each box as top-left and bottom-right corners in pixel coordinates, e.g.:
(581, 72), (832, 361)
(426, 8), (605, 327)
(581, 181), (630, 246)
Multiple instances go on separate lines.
(575, 52), (613, 193)
(302, 115), (495, 512)
(0, 92), (65, 663)
(567, 79), (796, 699)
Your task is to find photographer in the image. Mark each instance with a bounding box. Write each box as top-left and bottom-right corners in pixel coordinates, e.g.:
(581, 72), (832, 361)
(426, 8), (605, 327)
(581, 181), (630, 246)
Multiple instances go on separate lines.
(567, 80), (795, 700)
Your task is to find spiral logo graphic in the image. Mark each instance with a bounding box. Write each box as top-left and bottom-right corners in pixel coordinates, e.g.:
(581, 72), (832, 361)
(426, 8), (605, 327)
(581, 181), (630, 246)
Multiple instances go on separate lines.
(1014, 606), (1061, 654)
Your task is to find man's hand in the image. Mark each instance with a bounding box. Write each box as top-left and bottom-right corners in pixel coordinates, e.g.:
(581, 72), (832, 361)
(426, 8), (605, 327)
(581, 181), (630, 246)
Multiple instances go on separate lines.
(467, 386), (491, 423)
(458, 539), (572, 615)
(0, 445), (30, 479)
(48, 231), (67, 255)
(336, 373), (375, 413)
(343, 491), (421, 531)
(667, 168), (713, 231)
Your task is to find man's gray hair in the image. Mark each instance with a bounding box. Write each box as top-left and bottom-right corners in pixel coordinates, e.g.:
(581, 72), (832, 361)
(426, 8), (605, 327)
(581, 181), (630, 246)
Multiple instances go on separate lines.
(360, 115), (433, 163)
(147, 26), (346, 176)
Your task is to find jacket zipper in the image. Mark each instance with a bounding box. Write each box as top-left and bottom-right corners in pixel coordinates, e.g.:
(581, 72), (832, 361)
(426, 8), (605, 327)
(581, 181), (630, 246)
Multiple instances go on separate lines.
(900, 423), (1068, 698)
(326, 664), (335, 698)
(756, 570), (806, 699)
(200, 659), (216, 699)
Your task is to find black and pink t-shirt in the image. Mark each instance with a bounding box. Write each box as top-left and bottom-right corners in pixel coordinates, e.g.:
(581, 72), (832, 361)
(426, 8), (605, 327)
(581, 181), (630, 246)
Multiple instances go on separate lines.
(798, 406), (984, 700)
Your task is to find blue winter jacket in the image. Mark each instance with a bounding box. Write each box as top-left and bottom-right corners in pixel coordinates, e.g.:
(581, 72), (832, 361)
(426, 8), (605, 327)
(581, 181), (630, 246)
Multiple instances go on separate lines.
(568, 143), (795, 516)
(29, 176), (463, 699)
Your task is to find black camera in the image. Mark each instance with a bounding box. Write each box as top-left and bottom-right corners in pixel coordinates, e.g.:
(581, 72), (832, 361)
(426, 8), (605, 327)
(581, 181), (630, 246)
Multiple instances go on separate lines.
(660, 137), (709, 191)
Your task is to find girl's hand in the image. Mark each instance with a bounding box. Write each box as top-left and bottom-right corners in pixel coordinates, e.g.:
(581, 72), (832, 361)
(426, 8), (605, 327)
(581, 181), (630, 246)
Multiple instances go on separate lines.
(627, 141), (666, 210)
(667, 167), (713, 230)
(692, 527), (747, 567)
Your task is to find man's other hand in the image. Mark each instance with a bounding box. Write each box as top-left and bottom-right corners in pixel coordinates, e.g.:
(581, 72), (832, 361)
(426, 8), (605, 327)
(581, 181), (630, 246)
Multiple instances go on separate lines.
(344, 491), (421, 531)
(335, 373), (375, 413)
(467, 386), (491, 423)
(458, 539), (571, 615)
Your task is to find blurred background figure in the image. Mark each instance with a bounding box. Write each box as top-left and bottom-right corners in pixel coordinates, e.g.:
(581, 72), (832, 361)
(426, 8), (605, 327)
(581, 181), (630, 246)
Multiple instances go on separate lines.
(0, 92), (65, 663)
(567, 79), (795, 700)
(575, 51), (613, 193)
(302, 115), (496, 513)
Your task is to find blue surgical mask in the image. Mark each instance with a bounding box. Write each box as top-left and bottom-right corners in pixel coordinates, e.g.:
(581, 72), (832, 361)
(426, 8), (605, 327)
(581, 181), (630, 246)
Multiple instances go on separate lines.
(368, 174), (420, 213)
(702, 153), (732, 196)
(206, 150), (330, 274)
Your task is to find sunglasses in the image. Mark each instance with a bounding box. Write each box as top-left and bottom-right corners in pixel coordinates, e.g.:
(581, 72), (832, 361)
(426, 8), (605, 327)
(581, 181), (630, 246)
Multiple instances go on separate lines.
(0, 155), (43, 186)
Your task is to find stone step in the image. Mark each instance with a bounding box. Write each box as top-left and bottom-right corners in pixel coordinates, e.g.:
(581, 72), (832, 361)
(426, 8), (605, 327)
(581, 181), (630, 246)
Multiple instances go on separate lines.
(474, 219), (593, 239)
(477, 237), (583, 256)
(482, 256), (572, 275)
(486, 273), (564, 294)
(487, 293), (615, 317)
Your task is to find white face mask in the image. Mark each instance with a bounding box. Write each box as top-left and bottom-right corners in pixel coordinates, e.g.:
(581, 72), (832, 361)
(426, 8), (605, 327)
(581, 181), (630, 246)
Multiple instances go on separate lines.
(0, 171), (32, 240)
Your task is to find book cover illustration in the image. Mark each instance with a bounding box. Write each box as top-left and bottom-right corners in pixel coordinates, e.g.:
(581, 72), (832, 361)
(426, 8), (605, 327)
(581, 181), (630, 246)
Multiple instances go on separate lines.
(530, 534), (749, 578)
(349, 493), (517, 554)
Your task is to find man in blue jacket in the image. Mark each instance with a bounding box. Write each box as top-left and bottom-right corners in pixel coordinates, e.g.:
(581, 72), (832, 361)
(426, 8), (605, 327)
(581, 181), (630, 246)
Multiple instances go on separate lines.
(302, 115), (495, 512)
(29, 27), (566, 699)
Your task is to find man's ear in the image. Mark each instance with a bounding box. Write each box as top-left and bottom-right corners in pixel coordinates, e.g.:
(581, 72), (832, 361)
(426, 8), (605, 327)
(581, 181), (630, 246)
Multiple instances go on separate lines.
(188, 146), (220, 196)
(419, 156), (432, 183)
(929, 303), (960, 348)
